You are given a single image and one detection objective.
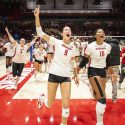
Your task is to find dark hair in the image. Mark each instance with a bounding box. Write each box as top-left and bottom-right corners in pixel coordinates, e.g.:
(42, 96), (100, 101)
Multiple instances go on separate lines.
(62, 25), (71, 32)
(93, 28), (104, 36)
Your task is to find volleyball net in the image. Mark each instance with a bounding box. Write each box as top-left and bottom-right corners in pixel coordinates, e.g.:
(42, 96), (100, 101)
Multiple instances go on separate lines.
(71, 36), (125, 44)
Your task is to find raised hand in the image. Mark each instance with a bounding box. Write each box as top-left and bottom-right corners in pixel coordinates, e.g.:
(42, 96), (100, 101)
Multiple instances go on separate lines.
(5, 26), (9, 32)
(34, 5), (40, 17)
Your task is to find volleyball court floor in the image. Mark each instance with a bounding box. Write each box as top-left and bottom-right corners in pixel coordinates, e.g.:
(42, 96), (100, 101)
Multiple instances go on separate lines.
(0, 56), (125, 125)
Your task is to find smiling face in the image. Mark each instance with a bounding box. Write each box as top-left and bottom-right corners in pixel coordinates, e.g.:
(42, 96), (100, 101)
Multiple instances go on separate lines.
(62, 26), (72, 43)
(20, 38), (25, 47)
(94, 29), (105, 42)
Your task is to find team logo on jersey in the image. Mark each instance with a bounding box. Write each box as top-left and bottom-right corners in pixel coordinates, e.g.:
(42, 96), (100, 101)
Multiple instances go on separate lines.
(62, 44), (72, 50)
(95, 47), (106, 50)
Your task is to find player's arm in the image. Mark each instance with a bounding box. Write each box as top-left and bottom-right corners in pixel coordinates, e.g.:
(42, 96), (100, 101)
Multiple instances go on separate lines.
(71, 57), (79, 86)
(27, 36), (39, 48)
(5, 26), (17, 45)
(34, 6), (51, 43)
(77, 54), (89, 73)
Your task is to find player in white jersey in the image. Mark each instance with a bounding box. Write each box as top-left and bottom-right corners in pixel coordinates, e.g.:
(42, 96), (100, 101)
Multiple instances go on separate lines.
(73, 38), (81, 66)
(34, 6), (79, 125)
(81, 40), (88, 57)
(76, 29), (118, 125)
(5, 26), (38, 89)
(3, 41), (15, 80)
(33, 44), (47, 80)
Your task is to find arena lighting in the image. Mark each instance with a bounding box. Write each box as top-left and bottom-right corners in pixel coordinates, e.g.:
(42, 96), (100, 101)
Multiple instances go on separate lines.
(37, 116), (41, 123)
(36, 0), (46, 5)
(93, 0), (104, 5)
(64, 0), (75, 5)
(25, 116), (29, 123)
(73, 116), (77, 122)
(50, 115), (54, 123)
(39, 9), (110, 13)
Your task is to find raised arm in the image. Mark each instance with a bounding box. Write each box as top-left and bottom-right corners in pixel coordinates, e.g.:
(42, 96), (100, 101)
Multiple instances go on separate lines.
(5, 26), (17, 45)
(34, 6), (50, 43)
(27, 35), (39, 48)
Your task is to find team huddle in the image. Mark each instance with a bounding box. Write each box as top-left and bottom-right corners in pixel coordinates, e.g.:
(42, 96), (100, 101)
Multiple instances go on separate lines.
(1, 6), (120, 125)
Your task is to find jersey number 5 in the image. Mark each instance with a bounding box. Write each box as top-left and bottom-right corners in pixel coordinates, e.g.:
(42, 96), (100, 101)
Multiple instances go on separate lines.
(64, 50), (68, 56)
(100, 51), (105, 57)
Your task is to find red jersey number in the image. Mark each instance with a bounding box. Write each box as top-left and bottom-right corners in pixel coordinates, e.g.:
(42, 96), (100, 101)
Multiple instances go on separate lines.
(64, 49), (68, 56)
(100, 51), (105, 57)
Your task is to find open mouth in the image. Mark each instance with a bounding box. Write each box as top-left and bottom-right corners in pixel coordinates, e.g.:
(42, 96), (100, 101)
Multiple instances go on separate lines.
(100, 36), (104, 38)
(66, 34), (70, 37)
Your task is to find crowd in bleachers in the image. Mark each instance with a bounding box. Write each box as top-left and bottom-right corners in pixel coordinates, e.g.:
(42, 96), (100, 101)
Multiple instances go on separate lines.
(0, 21), (125, 55)
(0, 21), (125, 40)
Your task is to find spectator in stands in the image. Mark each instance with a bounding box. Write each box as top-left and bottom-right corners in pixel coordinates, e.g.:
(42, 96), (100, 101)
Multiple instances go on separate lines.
(119, 46), (125, 89)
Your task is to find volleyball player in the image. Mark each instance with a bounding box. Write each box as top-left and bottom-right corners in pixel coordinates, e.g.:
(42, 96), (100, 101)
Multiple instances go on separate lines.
(76, 28), (118, 125)
(73, 38), (81, 66)
(119, 46), (125, 89)
(34, 6), (79, 125)
(106, 39), (120, 102)
(33, 44), (47, 80)
(3, 41), (15, 80)
(5, 26), (38, 89)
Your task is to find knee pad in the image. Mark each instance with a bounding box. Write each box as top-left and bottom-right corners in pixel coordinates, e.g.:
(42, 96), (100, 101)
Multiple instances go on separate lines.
(96, 101), (106, 123)
(62, 108), (70, 118)
(96, 101), (106, 115)
(98, 98), (106, 104)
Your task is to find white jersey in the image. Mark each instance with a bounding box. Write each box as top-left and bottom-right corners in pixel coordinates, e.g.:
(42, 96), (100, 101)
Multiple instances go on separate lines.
(81, 42), (88, 56)
(3, 42), (15, 57)
(74, 41), (81, 56)
(85, 41), (111, 68)
(12, 44), (29, 63)
(47, 43), (54, 53)
(49, 37), (76, 77)
(12, 40), (35, 63)
(33, 48), (47, 61)
(43, 42), (48, 50)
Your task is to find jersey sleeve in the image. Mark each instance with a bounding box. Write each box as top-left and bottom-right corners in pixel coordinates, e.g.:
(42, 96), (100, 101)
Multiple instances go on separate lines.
(107, 44), (111, 54)
(36, 26), (43, 37)
(84, 45), (91, 56)
(49, 36), (58, 45)
(3, 43), (8, 48)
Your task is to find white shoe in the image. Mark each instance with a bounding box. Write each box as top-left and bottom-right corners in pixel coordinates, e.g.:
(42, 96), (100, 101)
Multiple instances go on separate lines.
(37, 94), (45, 109)
(13, 83), (18, 89)
(112, 99), (118, 103)
(13, 84), (17, 90)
